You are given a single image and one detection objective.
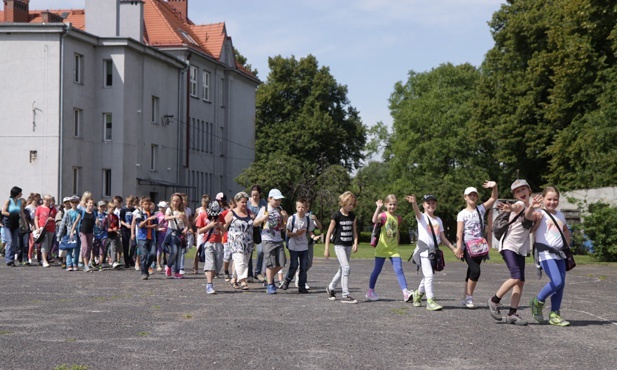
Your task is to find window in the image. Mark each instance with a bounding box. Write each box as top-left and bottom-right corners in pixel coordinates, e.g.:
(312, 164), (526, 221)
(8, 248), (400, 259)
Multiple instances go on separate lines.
(74, 53), (84, 84)
(150, 144), (158, 171)
(219, 77), (224, 107)
(72, 167), (81, 195)
(103, 113), (112, 141)
(151, 96), (159, 124)
(73, 108), (82, 137)
(103, 59), (113, 87)
(190, 66), (198, 97)
(209, 122), (214, 154)
(102, 169), (112, 197)
(202, 70), (210, 101)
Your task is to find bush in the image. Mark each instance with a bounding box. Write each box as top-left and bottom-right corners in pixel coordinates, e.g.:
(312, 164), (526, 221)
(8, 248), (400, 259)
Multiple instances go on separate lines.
(579, 202), (617, 262)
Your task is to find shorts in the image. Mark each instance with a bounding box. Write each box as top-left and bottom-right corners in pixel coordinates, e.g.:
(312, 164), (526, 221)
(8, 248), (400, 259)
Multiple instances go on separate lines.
(501, 249), (526, 281)
(223, 242), (232, 262)
(204, 242), (223, 272)
(263, 240), (286, 269)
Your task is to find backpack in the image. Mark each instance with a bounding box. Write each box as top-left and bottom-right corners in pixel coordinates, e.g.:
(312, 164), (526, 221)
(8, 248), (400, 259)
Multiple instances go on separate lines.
(492, 209), (524, 242)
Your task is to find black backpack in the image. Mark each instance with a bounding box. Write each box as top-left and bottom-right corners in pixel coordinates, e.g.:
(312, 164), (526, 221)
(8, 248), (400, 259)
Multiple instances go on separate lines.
(492, 209), (524, 242)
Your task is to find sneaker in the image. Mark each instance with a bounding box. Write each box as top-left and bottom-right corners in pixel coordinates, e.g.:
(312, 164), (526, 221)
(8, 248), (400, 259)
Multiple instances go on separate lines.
(256, 273), (265, 283)
(294, 276), (300, 288)
(66, 266), (73, 272)
(426, 298), (443, 311)
(549, 311), (570, 327)
(341, 295), (358, 304)
(141, 273), (149, 280)
(267, 284), (277, 294)
(403, 289), (413, 303)
(42, 262), (50, 268)
(224, 272), (231, 282)
(464, 298), (475, 309)
(134, 264), (140, 271)
(83, 266), (91, 273)
(206, 284), (216, 295)
(326, 286), (336, 301)
(165, 266), (172, 277)
(61, 262), (66, 269)
(298, 288), (310, 294)
(179, 269), (185, 275)
(506, 313), (528, 326)
(530, 297), (545, 322)
(174, 273), (184, 279)
(112, 262), (120, 269)
(279, 280), (290, 290)
(156, 265), (163, 272)
(412, 290), (425, 307)
(148, 267), (154, 275)
(365, 289), (379, 301)
(488, 298), (503, 321)
(305, 283), (310, 290)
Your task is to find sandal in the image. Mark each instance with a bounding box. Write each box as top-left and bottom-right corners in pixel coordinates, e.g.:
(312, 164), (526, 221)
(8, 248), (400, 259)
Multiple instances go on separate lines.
(241, 284), (249, 290)
(230, 282), (240, 289)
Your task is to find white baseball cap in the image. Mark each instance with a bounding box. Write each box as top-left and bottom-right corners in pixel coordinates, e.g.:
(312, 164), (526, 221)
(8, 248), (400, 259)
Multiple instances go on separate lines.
(157, 201), (168, 208)
(510, 179), (530, 191)
(268, 189), (285, 200)
(464, 187), (478, 196)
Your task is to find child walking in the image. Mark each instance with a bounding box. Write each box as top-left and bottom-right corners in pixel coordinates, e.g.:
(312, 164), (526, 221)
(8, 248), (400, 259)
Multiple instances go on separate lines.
(280, 198), (315, 294)
(324, 191), (359, 304)
(455, 181), (498, 308)
(406, 194), (457, 311)
(366, 195), (413, 302)
(529, 186), (571, 326)
(488, 179), (541, 326)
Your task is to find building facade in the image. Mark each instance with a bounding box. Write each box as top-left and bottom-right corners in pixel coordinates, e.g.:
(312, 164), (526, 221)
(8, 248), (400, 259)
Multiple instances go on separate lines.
(0, 0), (258, 206)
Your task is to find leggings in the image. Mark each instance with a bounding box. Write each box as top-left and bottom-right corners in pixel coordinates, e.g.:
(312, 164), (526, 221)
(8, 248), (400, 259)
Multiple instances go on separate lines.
(369, 257), (407, 291)
(537, 258), (566, 312)
(464, 249), (483, 282)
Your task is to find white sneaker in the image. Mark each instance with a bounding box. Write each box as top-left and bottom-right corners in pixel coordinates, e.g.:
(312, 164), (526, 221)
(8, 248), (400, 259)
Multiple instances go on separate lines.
(305, 283), (310, 290)
(179, 269), (185, 275)
(112, 262), (120, 269)
(465, 298), (475, 309)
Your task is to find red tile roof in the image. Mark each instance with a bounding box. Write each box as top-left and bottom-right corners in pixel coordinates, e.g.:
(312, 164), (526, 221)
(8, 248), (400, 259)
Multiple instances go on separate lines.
(1, 0), (256, 79)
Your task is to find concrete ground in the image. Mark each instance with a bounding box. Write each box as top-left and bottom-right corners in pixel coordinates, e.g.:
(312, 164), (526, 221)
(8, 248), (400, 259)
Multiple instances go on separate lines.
(0, 257), (616, 369)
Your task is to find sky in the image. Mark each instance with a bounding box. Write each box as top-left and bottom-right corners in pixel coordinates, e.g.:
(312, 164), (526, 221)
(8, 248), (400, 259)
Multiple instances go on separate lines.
(31, 0), (505, 129)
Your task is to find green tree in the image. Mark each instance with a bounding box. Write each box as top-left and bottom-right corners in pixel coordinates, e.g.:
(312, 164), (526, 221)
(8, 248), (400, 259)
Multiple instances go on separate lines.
(386, 63), (486, 238)
(233, 47), (258, 77)
(472, 0), (617, 189)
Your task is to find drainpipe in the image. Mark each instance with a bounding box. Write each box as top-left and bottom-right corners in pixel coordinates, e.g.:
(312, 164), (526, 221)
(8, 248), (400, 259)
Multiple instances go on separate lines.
(58, 23), (71, 200)
(185, 52), (192, 170)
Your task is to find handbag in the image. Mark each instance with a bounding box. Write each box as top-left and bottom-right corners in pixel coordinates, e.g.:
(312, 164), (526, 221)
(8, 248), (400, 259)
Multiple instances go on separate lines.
(543, 210), (576, 271)
(464, 208), (489, 258)
(253, 226), (262, 244)
(426, 216), (445, 272)
(59, 235), (78, 250)
(32, 228), (45, 244)
(370, 213), (385, 248)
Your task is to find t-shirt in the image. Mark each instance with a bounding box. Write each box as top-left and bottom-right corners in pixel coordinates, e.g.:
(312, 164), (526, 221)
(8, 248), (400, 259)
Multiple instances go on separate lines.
(417, 213), (444, 248)
(165, 208), (186, 230)
(134, 209), (157, 240)
(375, 212), (402, 258)
(500, 201), (533, 256)
(80, 210), (95, 234)
(257, 205), (284, 243)
(456, 204), (486, 242)
(286, 213), (315, 251)
(94, 211), (108, 240)
(195, 212), (225, 243)
(535, 209), (566, 261)
(35, 205), (58, 232)
(331, 210), (356, 247)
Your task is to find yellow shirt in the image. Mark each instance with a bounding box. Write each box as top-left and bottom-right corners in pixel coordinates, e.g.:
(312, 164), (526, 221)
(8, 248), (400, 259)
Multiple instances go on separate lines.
(375, 212), (401, 258)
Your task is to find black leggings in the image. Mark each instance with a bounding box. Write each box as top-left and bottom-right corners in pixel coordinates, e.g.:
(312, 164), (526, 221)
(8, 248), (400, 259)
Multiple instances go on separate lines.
(464, 248), (483, 282)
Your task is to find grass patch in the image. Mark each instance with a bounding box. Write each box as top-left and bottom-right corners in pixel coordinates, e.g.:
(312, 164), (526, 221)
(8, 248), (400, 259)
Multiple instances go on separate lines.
(183, 314), (193, 319)
(0, 331), (12, 335)
(65, 338), (76, 342)
(152, 305), (161, 311)
(390, 307), (409, 315)
(137, 332), (149, 337)
(54, 365), (87, 370)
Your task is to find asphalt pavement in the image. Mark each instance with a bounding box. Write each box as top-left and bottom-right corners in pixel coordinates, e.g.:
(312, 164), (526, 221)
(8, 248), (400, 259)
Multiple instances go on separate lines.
(0, 257), (616, 369)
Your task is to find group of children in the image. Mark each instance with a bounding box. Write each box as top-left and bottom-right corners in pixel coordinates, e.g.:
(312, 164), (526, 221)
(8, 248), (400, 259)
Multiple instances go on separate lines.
(2, 180), (572, 326)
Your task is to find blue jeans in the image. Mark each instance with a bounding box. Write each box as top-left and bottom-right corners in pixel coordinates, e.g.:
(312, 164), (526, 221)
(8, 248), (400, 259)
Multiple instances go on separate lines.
(65, 235), (82, 268)
(139, 239), (156, 275)
(537, 258), (567, 312)
(253, 242), (264, 276)
(286, 250), (308, 287)
(165, 234), (183, 273)
(4, 228), (19, 264)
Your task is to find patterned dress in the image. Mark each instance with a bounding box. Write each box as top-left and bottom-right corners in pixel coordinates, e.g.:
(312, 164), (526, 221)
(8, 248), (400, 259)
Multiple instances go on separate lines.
(228, 210), (254, 254)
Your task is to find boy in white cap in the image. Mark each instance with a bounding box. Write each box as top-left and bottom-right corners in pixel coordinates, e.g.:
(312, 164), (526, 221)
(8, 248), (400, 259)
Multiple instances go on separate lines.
(488, 179), (542, 326)
(254, 189), (288, 294)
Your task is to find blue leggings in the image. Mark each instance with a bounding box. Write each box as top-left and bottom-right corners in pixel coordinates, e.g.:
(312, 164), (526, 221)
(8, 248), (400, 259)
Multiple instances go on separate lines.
(369, 257), (407, 291)
(537, 258), (566, 312)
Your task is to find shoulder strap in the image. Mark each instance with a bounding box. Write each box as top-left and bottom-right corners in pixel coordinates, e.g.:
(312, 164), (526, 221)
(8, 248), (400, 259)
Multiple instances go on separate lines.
(426, 215), (439, 248)
(542, 210), (568, 248)
(475, 207), (484, 234)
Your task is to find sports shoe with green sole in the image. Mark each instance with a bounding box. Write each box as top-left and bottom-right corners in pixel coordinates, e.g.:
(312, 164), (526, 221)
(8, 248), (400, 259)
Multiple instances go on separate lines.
(426, 298), (443, 311)
(549, 311), (571, 326)
(530, 297), (545, 322)
(412, 290), (424, 307)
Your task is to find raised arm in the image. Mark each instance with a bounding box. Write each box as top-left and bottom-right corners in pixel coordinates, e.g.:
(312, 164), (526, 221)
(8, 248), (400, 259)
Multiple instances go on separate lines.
(482, 180), (499, 210)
